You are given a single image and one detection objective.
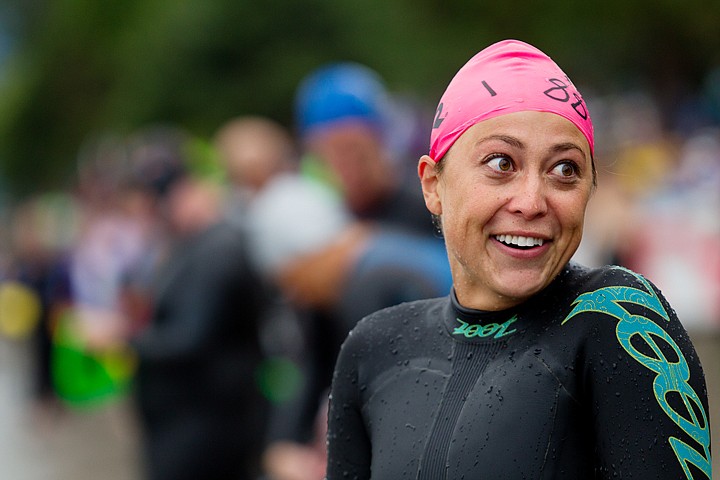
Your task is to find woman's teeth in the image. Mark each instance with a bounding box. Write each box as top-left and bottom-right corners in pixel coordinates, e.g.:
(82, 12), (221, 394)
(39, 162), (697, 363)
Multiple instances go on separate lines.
(495, 234), (544, 248)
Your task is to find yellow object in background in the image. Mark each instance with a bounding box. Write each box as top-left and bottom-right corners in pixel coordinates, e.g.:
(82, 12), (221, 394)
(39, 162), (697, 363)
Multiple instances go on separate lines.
(0, 281), (41, 340)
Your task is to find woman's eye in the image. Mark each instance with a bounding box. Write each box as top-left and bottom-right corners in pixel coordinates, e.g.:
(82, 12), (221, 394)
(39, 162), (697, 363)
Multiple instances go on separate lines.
(486, 155), (514, 172)
(552, 161), (577, 177)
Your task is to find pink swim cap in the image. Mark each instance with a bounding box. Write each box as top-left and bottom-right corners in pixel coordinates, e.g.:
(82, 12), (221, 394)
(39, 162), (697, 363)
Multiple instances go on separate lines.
(429, 39), (594, 162)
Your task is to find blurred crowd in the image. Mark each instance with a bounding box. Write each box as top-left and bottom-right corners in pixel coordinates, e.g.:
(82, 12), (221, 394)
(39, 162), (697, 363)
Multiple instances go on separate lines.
(0, 61), (718, 480)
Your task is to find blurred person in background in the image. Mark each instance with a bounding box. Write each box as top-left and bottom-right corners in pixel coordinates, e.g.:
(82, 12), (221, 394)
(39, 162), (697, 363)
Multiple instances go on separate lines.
(1, 193), (77, 411)
(284, 61), (446, 326)
(576, 89), (720, 333)
(68, 131), (168, 355)
(212, 113), (305, 389)
(211, 115), (307, 368)
(213, 115), (297, 224)
(617, 126), (720, 322)
(571, 92), (675, 269)
(38, 128), (184, 416)
(256, 63), (451, 480)
(294, 62), (432, 235)
(212, 114), (329, 480)
(128, 126), (271, 480)
(248, 170), (355, 480)
(249, 168), (452, 480)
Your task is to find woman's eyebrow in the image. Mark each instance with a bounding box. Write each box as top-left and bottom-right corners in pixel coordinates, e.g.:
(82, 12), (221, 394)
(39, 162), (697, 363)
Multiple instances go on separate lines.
(474, 136), (586, 156)
(551, 142), (585, 155)
(475, 134), (525, 149)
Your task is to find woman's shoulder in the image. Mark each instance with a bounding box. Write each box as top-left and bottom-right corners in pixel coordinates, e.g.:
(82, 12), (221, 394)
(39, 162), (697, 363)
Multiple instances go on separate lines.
(341, 296), (447, 349)
(563, 263), (671, 315)
(560, 262), (686, 342)
(565, 262), (654, 291)
(559, 266), (711, 477)
(358, 296), (446, 329)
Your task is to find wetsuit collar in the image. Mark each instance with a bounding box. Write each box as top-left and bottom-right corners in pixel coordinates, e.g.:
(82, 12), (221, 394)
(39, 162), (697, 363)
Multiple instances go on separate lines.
(444, 264), (579, 343)
(445, 290), (520, 342)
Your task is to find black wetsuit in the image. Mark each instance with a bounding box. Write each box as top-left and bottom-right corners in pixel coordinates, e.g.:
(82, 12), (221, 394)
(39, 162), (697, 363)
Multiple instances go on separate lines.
(327, 263), (712, 479)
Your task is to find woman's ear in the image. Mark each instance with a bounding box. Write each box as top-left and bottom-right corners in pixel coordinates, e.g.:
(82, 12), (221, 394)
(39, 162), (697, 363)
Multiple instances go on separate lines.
(418, 155), (442, 215)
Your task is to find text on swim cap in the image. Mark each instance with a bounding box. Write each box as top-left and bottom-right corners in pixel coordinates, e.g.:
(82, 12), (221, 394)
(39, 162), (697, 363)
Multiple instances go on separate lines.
(543, 77), (588, 120)
(433, 103), (447, 129)
(481, 80), (497, 97)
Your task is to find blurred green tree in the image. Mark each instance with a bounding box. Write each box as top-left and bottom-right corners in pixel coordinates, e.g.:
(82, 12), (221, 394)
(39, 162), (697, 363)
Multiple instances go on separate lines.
(0, 0), (718, 195)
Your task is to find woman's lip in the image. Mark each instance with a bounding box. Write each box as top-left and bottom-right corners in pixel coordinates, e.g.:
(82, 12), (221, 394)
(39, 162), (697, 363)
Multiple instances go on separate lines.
(491, 236), (551, 258)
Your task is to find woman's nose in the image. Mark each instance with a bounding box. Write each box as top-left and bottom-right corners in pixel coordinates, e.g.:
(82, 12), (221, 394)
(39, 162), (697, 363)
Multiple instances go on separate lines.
(508, 175), (548, 219)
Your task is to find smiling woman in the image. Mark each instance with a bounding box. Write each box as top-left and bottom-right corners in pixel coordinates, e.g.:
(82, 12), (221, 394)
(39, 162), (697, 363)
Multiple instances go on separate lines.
(326, 40), (713, 480)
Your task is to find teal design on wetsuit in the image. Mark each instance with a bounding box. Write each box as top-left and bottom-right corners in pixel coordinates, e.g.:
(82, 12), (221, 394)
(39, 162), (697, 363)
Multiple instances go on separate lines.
(453, 315), (517, 339)
(562, 267), (712, 479)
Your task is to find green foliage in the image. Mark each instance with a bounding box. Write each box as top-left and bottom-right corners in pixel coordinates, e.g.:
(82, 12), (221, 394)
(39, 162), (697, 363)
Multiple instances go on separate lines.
(0, 0), (718, 195)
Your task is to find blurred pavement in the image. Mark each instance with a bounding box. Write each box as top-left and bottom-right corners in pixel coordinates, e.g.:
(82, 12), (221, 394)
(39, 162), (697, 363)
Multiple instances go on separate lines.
(0, 337), (141, 480)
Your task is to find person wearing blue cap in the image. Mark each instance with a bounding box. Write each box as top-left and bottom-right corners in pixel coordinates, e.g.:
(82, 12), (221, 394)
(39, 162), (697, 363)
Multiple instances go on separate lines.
(294, 62), (431, 232)
(295, 62), (387, 140)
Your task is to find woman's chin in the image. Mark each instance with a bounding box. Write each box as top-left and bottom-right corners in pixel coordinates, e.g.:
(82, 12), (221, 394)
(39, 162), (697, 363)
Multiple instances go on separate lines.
(489, 269), (554, 306)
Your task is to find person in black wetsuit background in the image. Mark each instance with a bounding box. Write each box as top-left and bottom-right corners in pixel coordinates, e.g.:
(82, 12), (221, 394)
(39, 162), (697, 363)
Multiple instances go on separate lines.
(326, 39), (713, 479)
(129, 130), (271, 480)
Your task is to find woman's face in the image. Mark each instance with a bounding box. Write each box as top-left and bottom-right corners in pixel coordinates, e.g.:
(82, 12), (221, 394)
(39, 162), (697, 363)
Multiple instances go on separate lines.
(418, 111), (594, 311)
